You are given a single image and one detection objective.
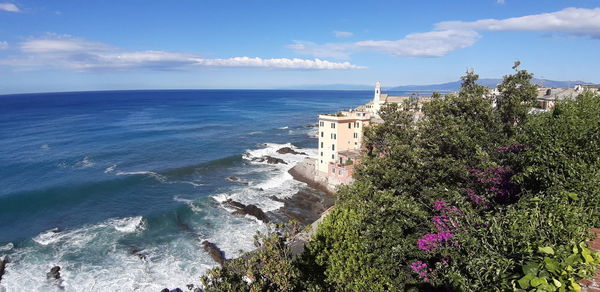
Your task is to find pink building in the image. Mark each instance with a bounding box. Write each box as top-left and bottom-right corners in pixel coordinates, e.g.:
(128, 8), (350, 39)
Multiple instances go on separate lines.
(327, 150), (361, 185)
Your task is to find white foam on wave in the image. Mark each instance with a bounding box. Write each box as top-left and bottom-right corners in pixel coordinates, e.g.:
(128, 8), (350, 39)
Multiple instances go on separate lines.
(0, 242), (13, 251)
(32, 228), (63, 246)
(174, 180), (205, 187)
(109, 216), (145, 233)
(104, 164), (117, 173)
(214, 143), (317, 214)
(77, 156), (95, 168)
(276, 126), (289, 130)
(174, 195), (203, 213)
(40, 144), (50, 150)
(116, 171), (167, 183)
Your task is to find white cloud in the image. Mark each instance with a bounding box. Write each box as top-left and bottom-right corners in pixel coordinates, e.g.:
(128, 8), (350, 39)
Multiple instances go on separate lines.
(0, 3), (20, 12)
(355, 30), (479, 57)
(333, 31), (353, 38)
(0, 41), (8, 50)
(289, 7), (600, 59)
(288, 30), (479, 59)
(286, 41), (356, 59)
(437, 7), (600, 38)
(1, 35), (364, 71)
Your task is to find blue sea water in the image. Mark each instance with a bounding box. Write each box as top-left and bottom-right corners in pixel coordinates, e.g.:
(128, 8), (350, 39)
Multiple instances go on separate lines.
(0, 90), (371, 291)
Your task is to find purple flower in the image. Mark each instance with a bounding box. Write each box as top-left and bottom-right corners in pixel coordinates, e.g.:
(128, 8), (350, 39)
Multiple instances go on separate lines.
(410, 261), (430, 282)
(433, 200), (447, 211)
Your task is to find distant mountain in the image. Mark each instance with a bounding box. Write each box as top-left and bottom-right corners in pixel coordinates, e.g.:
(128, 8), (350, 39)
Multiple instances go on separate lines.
(390, 79), (594, 92)
(281, 79), (595, 92)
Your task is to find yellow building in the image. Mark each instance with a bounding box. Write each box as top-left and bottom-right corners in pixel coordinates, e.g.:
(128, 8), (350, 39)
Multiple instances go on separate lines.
(317, 110), (370, 174)
(316, 81), (432, 179)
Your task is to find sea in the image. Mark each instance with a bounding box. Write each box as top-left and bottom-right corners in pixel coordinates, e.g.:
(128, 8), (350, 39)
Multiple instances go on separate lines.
(0, 89), (373, 291)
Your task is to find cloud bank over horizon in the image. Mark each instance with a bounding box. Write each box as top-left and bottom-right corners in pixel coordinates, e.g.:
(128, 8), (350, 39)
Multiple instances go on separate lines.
(0, 35), (365, 71)
(288, 7), (600, 59)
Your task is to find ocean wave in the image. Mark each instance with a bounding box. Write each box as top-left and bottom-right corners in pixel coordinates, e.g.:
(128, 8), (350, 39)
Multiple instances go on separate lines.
(174, 195), (203, 213)
(104, 164), (117, 173)
(109, 216), (145, 233)
(276, 126), (289, 130)
(116, 170), (167, 183)
(0, 242), (14, 251)
(76, 156), (95, 168)
(32, 227), (63, 246)
(56, 156), (95, 169)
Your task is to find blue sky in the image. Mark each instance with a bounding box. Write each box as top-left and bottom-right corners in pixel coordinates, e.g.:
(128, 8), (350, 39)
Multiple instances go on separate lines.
(1, 0), (599, 93)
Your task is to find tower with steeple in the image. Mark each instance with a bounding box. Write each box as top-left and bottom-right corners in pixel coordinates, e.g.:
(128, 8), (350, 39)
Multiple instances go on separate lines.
(372, 81), (382, 114)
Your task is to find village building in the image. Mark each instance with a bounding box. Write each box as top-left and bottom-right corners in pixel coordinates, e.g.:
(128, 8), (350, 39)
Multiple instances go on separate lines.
(317, 81), (431, 187)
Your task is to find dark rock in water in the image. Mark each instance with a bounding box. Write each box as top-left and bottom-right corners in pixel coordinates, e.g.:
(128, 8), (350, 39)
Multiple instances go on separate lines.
(160, 289), (169, 292)
(225, 176), (249, 185)
(47, 266), (61, 280)
(233, 204), (270, 223)
(0, 256), (9, 283)
(276, 147), (307, 155)
(128, 246), (147, 261)
(223, 199), (246, 210)
(223, 199), (270, 223)
(170, 289), (183, 292)
(251, 156), (287, 164)
(269, 195), (285, 202)
(186, 284), (194, 290)
(304, 123), (318, 128)
(202, 241), (226, 266)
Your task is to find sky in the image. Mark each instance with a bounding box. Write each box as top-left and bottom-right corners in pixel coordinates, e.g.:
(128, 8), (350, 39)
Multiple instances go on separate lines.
(1, 0), (600, 94)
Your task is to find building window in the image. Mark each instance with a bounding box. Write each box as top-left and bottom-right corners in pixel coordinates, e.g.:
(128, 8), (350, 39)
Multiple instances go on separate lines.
(339, 157), (343, 164)
(353, 133), (358, 138)
(320, 152), (323, 156)
(332, 144), (335, 150)
(355, 122), (360, 128)
(339, 170), (342, 175)
(331, 154), (334, 159)
(348, 123), (351, 129)
(320, 160), (323, 163)
(320, 131), (323, 137)
(355, 142), (358, 145)
(332, 168), (335, 174)
(331, 123), (335, 129)
(320, 142), (323, 148)
(319, 121), (324, 127)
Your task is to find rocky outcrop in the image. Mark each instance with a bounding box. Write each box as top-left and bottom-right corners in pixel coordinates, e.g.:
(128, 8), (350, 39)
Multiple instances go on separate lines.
(0, 256), (9, 283)
(276, 147), (307, 155)
(47, 266), (61, 280)
(223, 199), (270, 223)
(225, 176), (249, 185)
(201, 241), (226, 266)
(251, 156), (287, 164)
(127, 246), (147, 261)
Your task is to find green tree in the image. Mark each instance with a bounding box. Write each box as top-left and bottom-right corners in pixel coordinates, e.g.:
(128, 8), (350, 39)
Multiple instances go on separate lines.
(496, 63), (538, 137)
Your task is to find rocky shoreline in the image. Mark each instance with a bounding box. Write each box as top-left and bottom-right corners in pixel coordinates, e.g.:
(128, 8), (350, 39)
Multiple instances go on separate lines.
(0, 148), (336, 292)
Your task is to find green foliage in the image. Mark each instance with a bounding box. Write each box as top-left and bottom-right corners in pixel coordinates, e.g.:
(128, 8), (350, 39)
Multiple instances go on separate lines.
(496, 66), (538, 137)
(509, 242), (600, 291)
(201, 224), (302, 292)
(513, 91), (600, 196)
(196, 66), (600, 291)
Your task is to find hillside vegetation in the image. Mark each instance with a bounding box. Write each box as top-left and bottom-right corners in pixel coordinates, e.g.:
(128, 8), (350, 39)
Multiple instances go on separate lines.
(201, 67), (600, 291)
